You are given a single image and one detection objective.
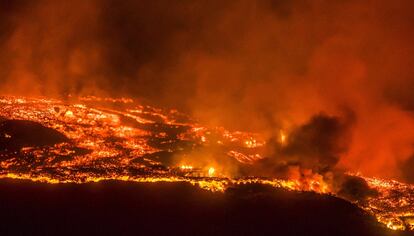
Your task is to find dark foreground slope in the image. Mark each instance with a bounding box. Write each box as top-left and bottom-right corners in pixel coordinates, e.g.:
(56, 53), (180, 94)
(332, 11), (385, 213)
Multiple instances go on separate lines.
(0, 179), (409, 236)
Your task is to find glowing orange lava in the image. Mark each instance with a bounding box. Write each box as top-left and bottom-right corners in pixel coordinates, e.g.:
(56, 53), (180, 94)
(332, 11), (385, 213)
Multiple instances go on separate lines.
(0, 96), (412, 230)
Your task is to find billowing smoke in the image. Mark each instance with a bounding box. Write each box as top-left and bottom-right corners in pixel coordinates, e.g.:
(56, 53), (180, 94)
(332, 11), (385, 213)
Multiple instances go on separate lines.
(245, 112), (353, 178)
(1, 0), (414, 181)
(277, 112), (354, 172)
(337, 175), (378, 202)
(401, 155), (414, 184)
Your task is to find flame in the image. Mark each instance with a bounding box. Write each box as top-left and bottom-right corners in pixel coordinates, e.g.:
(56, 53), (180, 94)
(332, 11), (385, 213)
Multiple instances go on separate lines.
(180, 165), (193, 170)
(208, 167), (215, 177)
(279, 130), (287, 145)
(0, 95), (412, 231)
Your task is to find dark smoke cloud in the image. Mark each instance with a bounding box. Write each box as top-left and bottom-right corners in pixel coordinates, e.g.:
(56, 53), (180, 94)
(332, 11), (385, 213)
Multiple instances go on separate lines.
(248, 112), (353, 178)
(337, 176), (378, 202)
(278, 112), (354, 172)
(1, 0), (414, 180)
(400, 155), (414, 184)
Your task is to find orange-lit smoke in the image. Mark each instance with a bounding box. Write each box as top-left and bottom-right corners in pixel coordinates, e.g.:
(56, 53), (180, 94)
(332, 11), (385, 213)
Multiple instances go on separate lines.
(1, 0), (414, 181)
(1, 0), (105, 96)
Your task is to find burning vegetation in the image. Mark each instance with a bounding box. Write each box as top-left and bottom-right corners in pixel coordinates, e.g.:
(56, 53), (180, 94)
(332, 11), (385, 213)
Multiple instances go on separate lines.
(0, 95), (413, 231)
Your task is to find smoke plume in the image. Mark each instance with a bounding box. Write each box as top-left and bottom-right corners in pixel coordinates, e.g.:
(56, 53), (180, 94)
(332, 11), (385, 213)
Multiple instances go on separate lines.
(1, 0), (414, 180)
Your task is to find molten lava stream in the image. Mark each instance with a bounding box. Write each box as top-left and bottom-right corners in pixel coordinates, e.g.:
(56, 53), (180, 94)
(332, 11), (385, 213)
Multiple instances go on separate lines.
(0, 96), (413, 231)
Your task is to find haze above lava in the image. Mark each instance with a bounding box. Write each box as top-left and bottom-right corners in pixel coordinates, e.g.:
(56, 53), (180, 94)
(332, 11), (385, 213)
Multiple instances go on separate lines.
(0, 95), (413, 231)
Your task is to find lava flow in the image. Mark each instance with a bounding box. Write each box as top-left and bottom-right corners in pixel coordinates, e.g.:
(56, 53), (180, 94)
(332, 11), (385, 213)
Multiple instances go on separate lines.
(0, 95), (413, 231)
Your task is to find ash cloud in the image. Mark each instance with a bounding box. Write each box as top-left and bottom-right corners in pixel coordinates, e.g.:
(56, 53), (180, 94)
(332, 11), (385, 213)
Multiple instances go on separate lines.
(1, 0), (414, 180)
(278, 112), (354, 172)
(247, 112), (354, 178)
(400, 155), (414, 184)
(337, 175), (378, 202)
